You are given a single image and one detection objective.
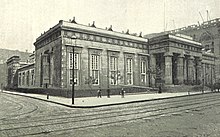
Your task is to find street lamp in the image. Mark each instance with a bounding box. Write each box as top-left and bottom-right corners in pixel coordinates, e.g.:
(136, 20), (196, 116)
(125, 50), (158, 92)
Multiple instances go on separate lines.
(71, 35), (77, 104)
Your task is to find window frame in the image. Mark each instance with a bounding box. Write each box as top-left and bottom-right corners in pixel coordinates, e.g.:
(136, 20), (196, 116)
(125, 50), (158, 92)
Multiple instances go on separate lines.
(90, 54), (100, 85)
(140, 59), (147, 84)
(109, 56), (118, 85)
(69, 52), (80, 86)
(126, 58), (133, 85)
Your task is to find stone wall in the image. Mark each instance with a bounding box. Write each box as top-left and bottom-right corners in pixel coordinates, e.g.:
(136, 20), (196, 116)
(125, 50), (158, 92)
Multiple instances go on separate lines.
(62, 38), (150, 91)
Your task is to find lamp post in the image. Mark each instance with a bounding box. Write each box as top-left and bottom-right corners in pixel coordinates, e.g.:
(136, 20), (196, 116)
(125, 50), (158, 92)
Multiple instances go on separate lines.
(71, 35), (77, 105)
(202, 78), (204, 93)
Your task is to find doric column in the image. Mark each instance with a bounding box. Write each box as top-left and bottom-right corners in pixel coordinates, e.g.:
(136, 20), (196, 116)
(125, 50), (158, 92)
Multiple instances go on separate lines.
(183, 57), (187, 83)
(164, 53), (173, 85)
(118, 51), (124, 85)
(100, 49), (108, 89)
(212, 65), (215, 84)
(196, 58), (202, 84)
(188, 56), (194, 84)
(133, 53), (139, 85)
(202, 63), (205, 84)
(177, 55), (184, 84)
(150, 54), (156, 87)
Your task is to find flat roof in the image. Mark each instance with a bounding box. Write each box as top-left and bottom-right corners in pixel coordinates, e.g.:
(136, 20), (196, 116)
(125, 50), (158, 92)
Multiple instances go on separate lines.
(36, 20), (148, 43)
(62, 21), (148, 43)
(169, 35), (202, 46)
(149, 34), (202, 46)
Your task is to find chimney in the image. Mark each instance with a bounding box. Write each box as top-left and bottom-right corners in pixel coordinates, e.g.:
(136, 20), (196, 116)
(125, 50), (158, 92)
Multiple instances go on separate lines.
(108, 25), (113, 31)
(139, 32), (142, 37)
(91, 21), (96, 27)
(126, 29), (129, 34)
(71, 17), (77, 23)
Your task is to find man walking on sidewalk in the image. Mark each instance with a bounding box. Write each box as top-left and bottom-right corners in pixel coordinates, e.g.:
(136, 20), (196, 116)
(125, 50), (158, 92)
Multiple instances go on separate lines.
(97, 88), (102, 98)
(121, 88), (125, 98)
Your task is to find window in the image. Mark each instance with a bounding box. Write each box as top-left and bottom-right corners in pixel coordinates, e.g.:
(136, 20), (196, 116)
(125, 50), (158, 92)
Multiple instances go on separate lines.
(109, 56), (118, 85)
(69, 52), (79, 85)
(26, 71), (29, 86)
(140, 60), (146, 84)
(22, 72), (25, 85)
(126, 58), (133, 85)
(90, 54), (100, 85)
(31, 70), (34, 85)
(18, 73), (21, 86)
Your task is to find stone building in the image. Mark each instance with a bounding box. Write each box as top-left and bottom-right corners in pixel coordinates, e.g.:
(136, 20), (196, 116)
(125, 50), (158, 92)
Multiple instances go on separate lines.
(6, 56), (21, 88)
(6, 18), (217, 94)
(6, 56), (31, 88)
(17, 63), (35, 88)
(34, 19), (149, 92)
(6, 52), (35, 89)
(0, 48), (30, 88)
(167, 18), (220, 81)
(149, 34), (215, 86)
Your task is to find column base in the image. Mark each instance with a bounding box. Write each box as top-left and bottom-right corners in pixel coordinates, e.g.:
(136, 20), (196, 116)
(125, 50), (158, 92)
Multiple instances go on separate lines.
(165, 76), (172, 85)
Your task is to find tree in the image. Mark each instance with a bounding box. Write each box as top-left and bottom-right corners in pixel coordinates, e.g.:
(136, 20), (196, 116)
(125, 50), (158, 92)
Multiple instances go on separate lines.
(84, 76), (97, 96)
(147, 65), (163, 87)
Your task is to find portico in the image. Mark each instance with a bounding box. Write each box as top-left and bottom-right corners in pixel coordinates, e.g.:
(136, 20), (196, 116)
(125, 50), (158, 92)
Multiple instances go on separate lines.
(149, 34), (203, 86)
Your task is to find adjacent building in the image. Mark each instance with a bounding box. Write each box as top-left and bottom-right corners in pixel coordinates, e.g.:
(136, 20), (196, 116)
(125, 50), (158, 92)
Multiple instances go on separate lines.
(6, 52), (35, 89)
(166, 18), (220, 81)
(0, 48), (30, 88)
(149, 34), (215, 86)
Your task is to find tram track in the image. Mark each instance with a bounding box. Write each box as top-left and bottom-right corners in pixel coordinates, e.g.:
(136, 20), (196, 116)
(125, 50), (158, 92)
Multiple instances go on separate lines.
(1, 95), (219, 130)
(0, 94), (39, 121)
(0, 95), (24, 114)
(1, 93), (220, 137)
(0, 92), (216, 124)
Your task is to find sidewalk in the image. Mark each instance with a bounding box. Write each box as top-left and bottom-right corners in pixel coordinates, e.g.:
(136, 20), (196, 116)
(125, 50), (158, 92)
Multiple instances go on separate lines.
(2, 90), (211, 108)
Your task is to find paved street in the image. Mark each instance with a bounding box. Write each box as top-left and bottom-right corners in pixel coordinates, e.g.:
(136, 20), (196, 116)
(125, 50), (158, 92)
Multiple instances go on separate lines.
(1, 92), (220, 137)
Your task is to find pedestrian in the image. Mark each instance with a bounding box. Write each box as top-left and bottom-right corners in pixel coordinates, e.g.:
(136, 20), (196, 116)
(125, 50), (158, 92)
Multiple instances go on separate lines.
(158, 86), (162, 94)
(107, 88), (110, 98)
(121, 88), (125, 98)
(47, 93), (49, 99)
(97, 88), (102, 98)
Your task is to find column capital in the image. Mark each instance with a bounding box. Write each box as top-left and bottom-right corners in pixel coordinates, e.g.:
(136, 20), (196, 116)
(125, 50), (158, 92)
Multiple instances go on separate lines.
(178, 55), (185, 58)
(189, 56), (194, 60)
(164, 52), (173, 57)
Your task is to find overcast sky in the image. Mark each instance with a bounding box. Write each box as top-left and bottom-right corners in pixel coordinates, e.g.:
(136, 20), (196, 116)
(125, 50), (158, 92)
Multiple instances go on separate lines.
(0, 0), (220, 52)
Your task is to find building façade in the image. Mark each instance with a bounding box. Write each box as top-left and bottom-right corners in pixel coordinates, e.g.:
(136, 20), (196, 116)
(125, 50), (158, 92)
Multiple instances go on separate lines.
(33, 19), (150, 93)
(7, 18), (216, 95)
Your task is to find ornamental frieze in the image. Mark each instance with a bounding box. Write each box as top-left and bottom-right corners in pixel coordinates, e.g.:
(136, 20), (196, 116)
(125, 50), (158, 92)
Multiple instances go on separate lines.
(62, 30), (147, 50)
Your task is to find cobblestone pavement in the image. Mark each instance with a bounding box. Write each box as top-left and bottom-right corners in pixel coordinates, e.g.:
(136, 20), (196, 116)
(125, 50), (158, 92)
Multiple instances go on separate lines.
(1, 92), (220, 137)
